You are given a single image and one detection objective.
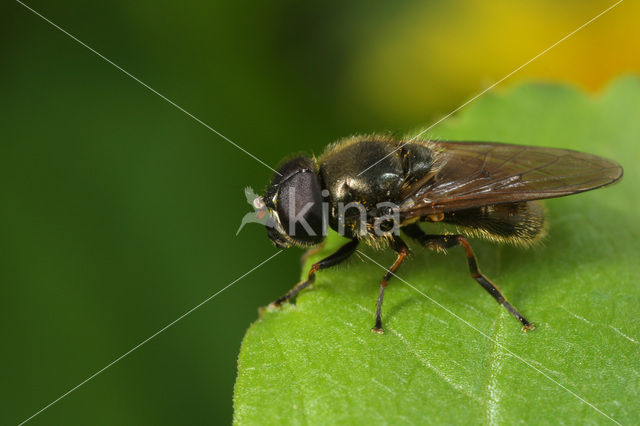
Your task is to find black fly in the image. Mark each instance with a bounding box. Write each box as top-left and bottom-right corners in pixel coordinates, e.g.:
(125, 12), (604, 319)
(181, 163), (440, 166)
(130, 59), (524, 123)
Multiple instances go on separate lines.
(255, 134), (623, 333)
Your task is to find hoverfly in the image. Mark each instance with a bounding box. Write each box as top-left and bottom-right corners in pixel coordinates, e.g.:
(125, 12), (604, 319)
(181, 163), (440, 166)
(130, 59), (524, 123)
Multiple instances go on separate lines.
(255, 134), (623, 333)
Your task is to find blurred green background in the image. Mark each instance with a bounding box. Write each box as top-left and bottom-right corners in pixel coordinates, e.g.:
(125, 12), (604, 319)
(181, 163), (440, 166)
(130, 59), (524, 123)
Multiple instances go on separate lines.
(1, 1), (639, 424)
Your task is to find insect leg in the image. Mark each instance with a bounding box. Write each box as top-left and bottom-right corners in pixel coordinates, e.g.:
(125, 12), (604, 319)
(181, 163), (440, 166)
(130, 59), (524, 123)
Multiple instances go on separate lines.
(270, 239), (359, 308)
(372, 236), (409, 334)
(402, 224), (534, 331)
(299, 240), (327, 268)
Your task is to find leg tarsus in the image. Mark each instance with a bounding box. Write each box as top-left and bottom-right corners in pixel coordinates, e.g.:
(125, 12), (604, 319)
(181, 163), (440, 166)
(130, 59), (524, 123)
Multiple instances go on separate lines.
(270, 264), (319, 308)
(371, 283), (387, 334)
(371, 236), (409, 334)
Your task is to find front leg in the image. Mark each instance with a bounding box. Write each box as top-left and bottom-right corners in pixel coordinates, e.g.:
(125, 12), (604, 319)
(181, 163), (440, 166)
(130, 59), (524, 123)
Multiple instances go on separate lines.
(271, 239), (359, 307)
(372, 235), (410, 334)
(299, 240), (327, 269)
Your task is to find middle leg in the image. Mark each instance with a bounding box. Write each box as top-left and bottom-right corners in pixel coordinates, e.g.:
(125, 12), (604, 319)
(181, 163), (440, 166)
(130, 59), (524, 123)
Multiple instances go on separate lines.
(372, 235), (410, 334)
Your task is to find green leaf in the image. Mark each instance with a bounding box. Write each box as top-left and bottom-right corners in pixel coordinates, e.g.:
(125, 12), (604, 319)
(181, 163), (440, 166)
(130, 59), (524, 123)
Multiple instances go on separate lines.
(233, 77), (640, 425)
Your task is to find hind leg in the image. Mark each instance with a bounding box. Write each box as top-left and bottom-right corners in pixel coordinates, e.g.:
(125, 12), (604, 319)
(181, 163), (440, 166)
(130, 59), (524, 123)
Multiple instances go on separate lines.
(403, 224), (534, 331)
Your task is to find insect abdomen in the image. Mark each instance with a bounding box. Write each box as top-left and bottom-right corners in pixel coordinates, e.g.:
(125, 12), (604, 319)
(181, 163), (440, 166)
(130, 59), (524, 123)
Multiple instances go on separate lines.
(443, 201), (546, 246)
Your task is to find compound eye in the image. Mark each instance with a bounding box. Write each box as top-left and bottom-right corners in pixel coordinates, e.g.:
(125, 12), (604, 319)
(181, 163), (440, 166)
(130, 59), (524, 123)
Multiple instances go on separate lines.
(276, 170), (324, 245)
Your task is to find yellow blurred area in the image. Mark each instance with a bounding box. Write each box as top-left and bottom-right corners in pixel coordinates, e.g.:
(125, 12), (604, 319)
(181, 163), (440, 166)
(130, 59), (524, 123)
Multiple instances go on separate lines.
(345, 0), (640, 124)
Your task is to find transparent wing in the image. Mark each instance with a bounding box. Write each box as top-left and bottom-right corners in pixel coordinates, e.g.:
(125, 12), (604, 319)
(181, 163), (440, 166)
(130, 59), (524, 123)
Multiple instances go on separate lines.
(400, 141), (623, 218)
